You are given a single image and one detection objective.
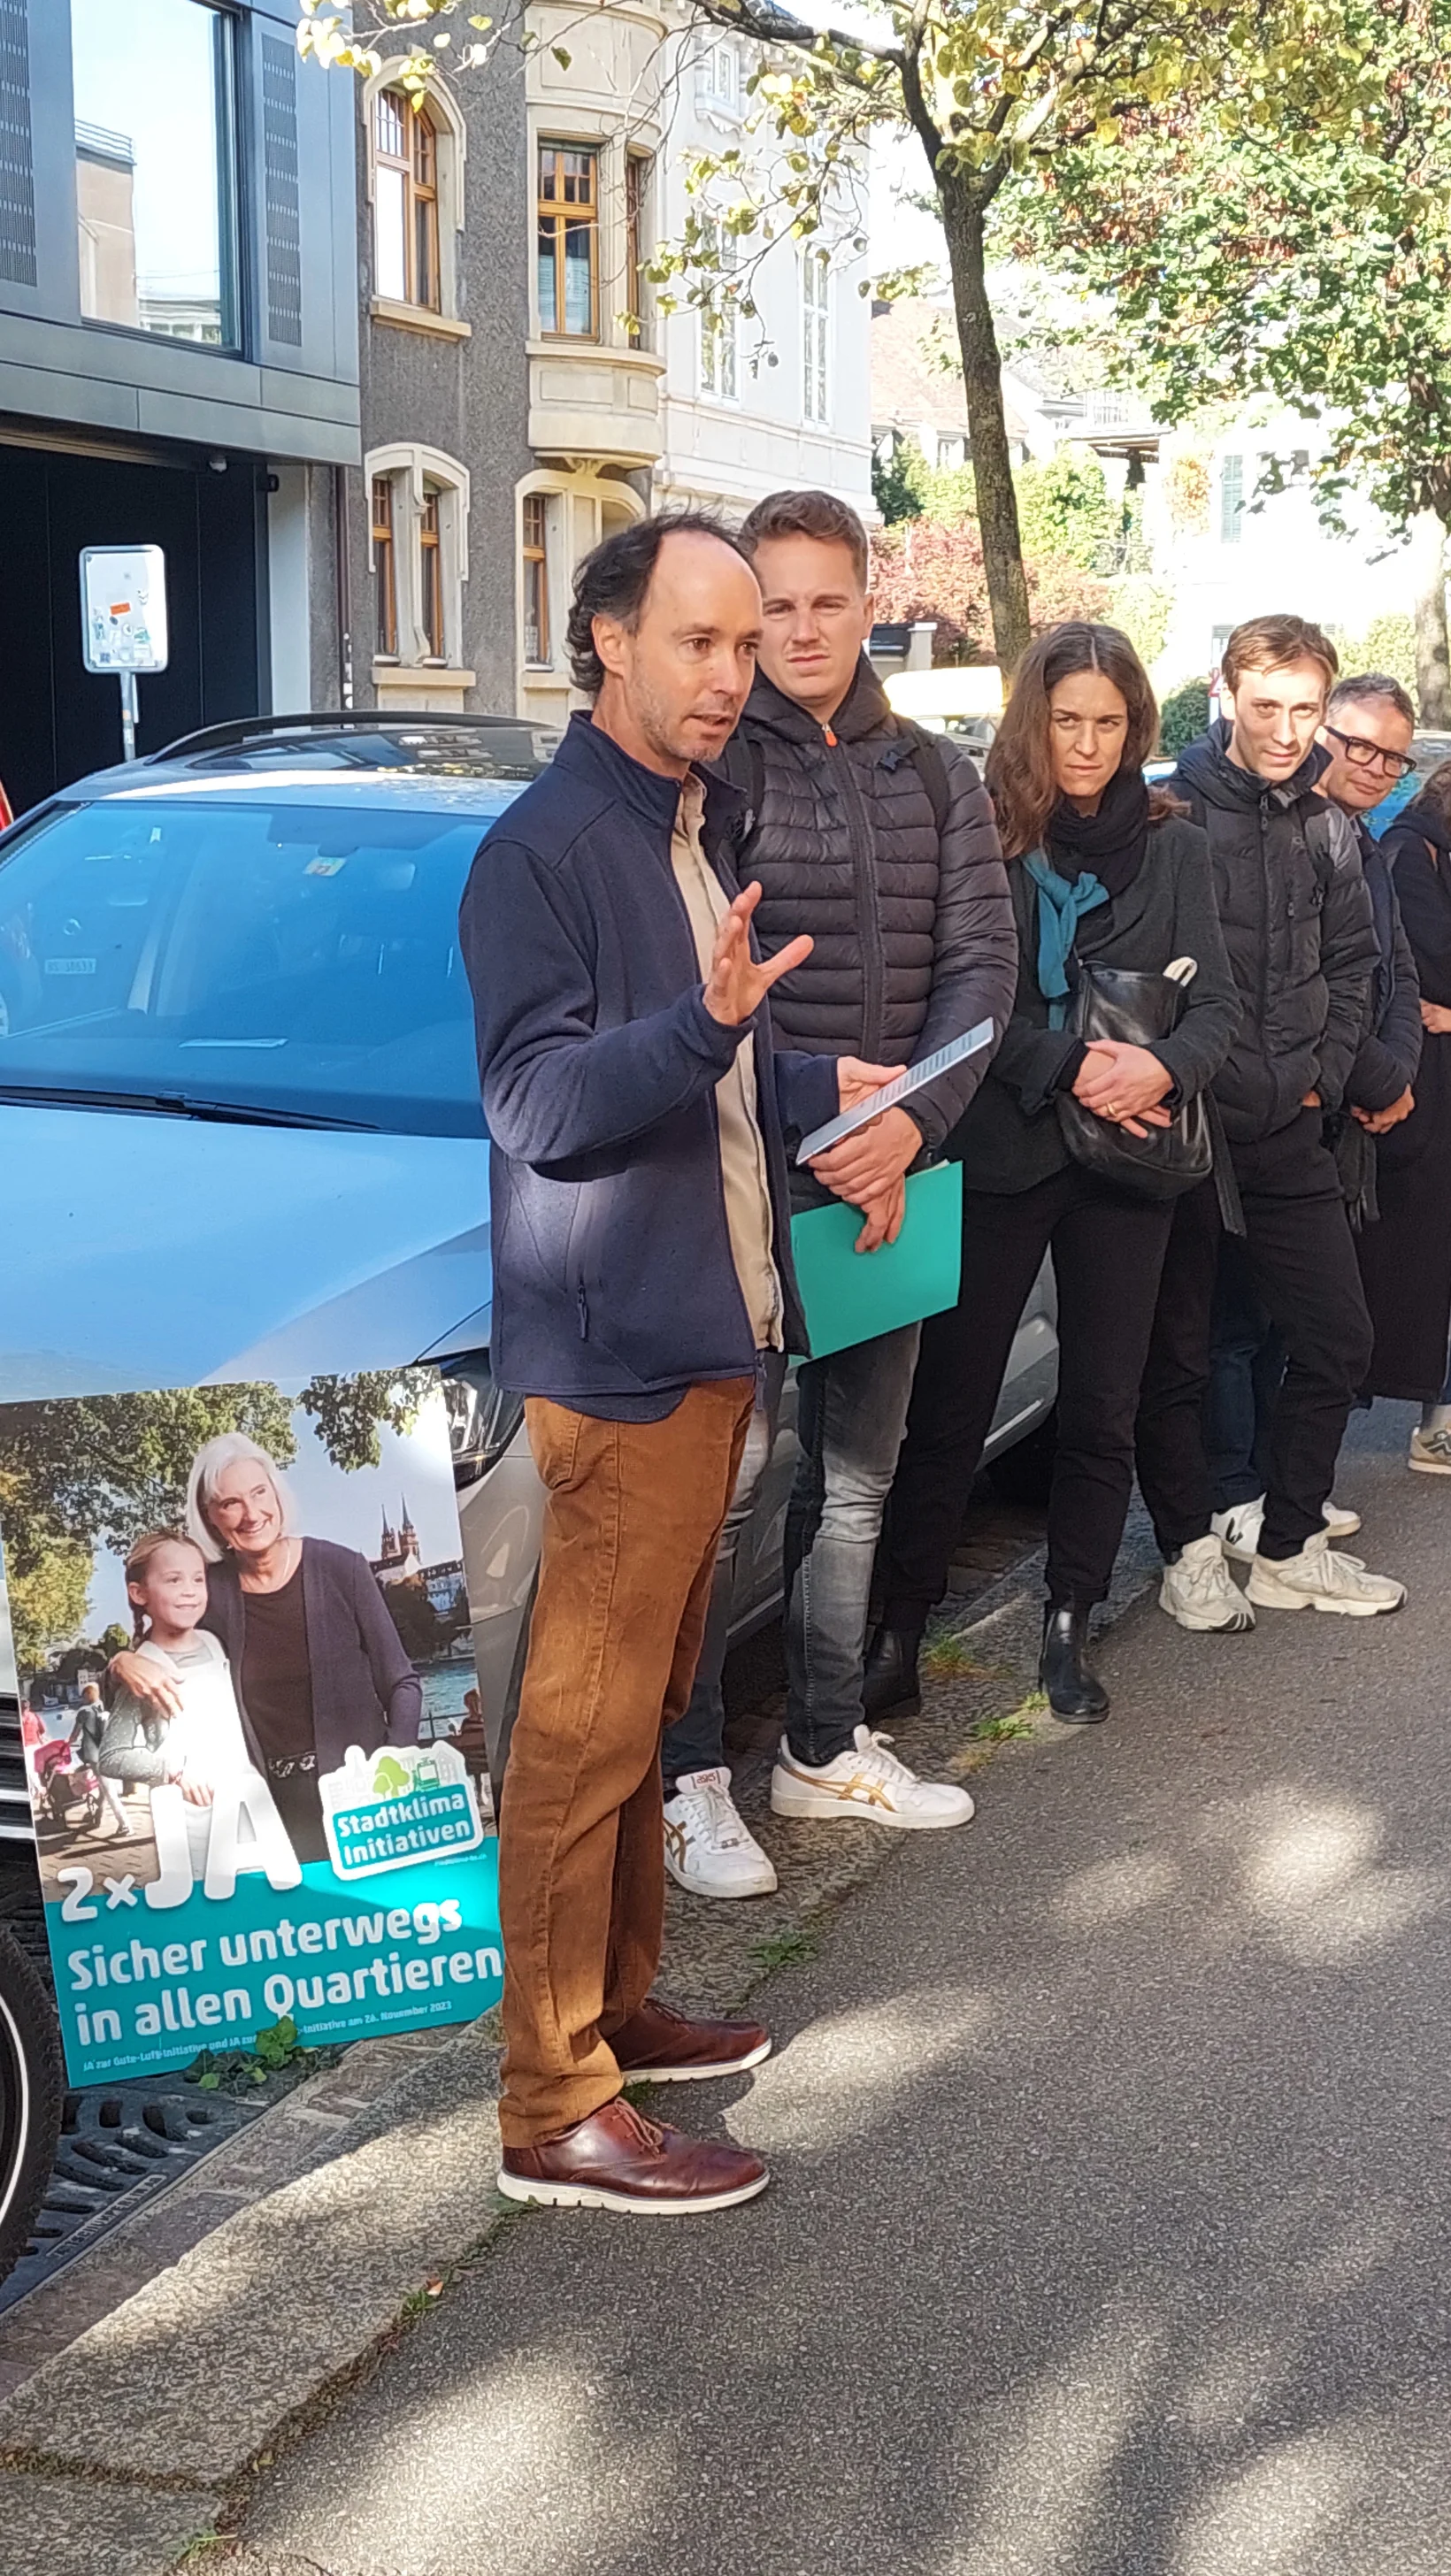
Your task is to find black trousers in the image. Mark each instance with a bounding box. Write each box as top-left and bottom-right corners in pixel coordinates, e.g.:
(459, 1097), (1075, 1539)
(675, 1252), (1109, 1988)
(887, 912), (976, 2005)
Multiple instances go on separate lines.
(1135, 1109), (1374, 1562)
(880, 1163), (1175, 1629)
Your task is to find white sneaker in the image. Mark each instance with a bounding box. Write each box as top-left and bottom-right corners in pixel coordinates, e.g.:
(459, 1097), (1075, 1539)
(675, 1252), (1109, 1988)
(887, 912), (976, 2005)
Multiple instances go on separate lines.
(1213, 1494), (1361, 1562)
(663, 1769), (778, 1899)
(1409, 1425), (1451, 1476)
(1159, 1533), (1255, 1632)
(1211, 1498), (1266, 1564)
(1246, 1529), (1407, 1617)
(770, 1725), (974, 1830)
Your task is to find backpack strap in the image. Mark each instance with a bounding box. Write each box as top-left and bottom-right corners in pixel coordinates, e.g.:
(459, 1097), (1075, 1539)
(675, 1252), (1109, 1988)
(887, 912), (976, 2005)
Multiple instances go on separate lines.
(906, 721), (952, 840)
(713, 731), (765, 863)
(880, 717), (952, 838)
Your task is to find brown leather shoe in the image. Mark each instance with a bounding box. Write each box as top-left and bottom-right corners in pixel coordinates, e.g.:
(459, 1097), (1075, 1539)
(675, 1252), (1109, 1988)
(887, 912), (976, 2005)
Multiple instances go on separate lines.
(608, 1994), (772, 2082)
(498, 2097), (769, 2214)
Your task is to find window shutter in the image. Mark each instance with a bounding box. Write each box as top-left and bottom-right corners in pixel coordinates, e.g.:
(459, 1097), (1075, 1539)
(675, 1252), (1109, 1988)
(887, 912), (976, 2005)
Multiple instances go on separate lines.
(0, 0), (36, 289)
(261, 32), (303, 346)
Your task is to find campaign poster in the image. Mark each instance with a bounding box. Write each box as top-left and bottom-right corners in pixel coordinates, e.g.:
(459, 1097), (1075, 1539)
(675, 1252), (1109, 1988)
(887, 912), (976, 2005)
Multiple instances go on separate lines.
(3, 1368), (501, 2084)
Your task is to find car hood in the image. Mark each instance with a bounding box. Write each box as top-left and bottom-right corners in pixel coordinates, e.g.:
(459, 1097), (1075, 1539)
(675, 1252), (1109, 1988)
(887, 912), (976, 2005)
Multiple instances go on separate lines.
(0, 1104), (492, 1399)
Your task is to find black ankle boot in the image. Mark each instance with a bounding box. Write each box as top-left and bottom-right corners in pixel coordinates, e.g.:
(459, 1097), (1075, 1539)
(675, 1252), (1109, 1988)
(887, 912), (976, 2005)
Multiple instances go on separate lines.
(1039, 1603), (1109, 1723)
(863, 1625), (922, 1721)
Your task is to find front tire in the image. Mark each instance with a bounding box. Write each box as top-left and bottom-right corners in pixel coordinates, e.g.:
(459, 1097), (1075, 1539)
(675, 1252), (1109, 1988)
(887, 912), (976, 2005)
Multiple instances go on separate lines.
(0, 1928), (64, 2285)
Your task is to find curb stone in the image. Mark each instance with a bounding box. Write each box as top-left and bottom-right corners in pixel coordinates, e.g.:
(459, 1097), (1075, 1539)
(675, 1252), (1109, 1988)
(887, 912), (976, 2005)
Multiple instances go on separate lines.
(0, 1519), (1163, 2561)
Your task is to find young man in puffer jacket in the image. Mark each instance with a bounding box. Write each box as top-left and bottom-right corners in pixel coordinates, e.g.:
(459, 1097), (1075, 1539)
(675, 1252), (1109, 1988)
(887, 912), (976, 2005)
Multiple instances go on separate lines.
(1135, 613), (1408, 1628)
(659, 489), (1017, 1900)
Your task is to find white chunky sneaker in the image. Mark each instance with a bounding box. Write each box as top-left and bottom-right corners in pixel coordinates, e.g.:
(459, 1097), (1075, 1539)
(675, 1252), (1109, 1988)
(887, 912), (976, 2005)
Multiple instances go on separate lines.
(1211, 1498), (1266, 1565)
(1246, 1529), (1407, 1617)
(1409, 1425), (1451, 1476)
(663, 1769), (778, 1899)
(770, 1725), (974, 1830)
(1159, 1533), (1255, 1633)
(1212, 1493), (1361, 1562)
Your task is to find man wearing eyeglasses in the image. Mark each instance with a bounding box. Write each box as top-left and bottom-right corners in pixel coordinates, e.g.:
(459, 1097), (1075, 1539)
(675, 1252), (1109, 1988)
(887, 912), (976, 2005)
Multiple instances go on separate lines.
(1317, 674), (1422, 1156)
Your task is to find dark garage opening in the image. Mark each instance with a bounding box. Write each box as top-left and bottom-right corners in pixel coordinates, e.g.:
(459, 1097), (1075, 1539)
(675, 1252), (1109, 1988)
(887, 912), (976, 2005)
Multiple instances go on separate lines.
(0, 438), (266, 817)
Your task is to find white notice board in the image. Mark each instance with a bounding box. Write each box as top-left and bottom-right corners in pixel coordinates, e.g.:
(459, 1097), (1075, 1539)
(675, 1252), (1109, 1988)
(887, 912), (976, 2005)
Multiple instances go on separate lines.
(80, 544), (169, 674)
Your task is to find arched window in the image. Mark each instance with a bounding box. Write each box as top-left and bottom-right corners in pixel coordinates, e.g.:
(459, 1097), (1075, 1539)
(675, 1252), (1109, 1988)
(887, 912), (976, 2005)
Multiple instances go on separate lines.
(373, 88), (441, 311)
(367, 445), (470, 673)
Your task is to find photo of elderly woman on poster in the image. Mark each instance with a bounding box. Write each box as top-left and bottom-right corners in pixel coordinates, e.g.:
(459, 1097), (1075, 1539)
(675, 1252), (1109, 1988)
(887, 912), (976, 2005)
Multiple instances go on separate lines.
(108, 1434), (422, 1863)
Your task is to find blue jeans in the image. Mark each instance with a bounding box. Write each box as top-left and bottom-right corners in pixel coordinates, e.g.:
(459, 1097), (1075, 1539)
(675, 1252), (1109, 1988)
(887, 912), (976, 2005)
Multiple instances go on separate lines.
(784, 1324), (922, 1767)
(661, 1354), (787, 1790)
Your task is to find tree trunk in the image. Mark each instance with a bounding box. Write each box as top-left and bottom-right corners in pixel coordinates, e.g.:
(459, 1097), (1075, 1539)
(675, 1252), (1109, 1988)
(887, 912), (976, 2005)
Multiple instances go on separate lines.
(936, 173), (1032, 678)
(1411, 510), (1451, 727)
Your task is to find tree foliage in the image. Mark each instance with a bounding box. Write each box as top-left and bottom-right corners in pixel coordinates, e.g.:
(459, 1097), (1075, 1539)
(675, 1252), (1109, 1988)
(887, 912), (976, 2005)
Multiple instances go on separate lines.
(0, 1373), (440, 1669)
(1001, 0), (1451, 700)
(1014, 448), (1116, 571)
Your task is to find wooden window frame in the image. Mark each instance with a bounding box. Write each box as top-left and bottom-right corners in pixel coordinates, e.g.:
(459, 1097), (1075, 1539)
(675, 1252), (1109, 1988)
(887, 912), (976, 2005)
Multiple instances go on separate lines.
(522, 494), (550, 666)
(625, 152), (651, 351)
(372, 473), (398, 660)
(373, 87), (441, 313)
(419, 487), (444, 660)
(537, 142), (599, 340)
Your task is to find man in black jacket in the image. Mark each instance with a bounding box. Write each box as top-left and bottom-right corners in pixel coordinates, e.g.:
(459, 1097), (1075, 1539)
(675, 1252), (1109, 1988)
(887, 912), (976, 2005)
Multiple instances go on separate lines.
(1206, 671), (1423, 1564)
(658, 489), (1017, 1898)
(461, 514), (898, 2212)
(1137, 613), (1407, 1625)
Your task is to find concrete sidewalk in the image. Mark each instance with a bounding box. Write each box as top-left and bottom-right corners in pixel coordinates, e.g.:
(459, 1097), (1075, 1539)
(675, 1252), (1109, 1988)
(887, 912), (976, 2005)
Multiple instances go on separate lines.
(222, 1398), (1451, 2575)
(0, 1483), (1128, 2572)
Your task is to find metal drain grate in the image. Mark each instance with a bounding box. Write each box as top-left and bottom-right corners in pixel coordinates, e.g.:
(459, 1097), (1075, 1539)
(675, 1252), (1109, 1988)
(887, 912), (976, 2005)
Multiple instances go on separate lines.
(1, 2071), (269, 2316)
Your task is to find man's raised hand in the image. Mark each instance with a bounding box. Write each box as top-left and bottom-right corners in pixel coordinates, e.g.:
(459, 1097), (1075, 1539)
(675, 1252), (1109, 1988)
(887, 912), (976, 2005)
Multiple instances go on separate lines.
(703, 882), (812, 1027)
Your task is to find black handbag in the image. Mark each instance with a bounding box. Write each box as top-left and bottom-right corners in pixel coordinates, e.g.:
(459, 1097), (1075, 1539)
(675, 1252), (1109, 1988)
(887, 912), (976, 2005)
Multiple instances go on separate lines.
(1055, 962), (1215, 1202)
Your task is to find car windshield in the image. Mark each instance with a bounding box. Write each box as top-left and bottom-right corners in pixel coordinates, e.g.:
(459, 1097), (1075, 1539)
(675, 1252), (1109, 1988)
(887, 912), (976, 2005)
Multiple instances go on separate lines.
(0, 796), (499, 1138)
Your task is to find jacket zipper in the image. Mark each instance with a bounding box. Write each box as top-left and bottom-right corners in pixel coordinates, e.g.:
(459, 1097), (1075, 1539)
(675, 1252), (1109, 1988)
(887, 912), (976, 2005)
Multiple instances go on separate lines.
(825, 725), (884, 1058)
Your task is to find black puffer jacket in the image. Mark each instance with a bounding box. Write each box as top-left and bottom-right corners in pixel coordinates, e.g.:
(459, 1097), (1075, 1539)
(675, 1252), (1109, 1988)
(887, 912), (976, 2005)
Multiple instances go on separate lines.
(718, 658), (1017, 1199)
(1171, 724), (1377, 1143)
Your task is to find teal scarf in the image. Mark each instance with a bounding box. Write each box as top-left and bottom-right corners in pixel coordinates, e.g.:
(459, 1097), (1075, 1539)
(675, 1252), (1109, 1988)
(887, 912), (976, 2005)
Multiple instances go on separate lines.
(1024, 851), (1109, 1028)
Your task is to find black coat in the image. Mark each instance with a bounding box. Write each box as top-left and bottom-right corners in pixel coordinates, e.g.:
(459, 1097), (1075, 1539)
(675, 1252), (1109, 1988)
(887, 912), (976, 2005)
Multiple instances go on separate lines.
(201, 1538), (421, 1775)
(1355, 795), (1451, 1400)
(718, 657), (1017, 1203)
(1343, 813), (1422, 1114)
(1171, 724), (1378, 1140)
(954, 814), (1240, 1195)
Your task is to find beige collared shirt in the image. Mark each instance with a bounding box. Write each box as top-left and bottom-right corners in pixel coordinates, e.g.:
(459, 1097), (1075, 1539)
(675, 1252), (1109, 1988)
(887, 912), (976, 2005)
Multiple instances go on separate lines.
(671, 774), (783, 1353)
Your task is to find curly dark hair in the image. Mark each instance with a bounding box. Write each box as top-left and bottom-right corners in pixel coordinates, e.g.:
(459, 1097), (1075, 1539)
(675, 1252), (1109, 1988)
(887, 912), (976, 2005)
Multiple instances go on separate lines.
(987, 621), (1178, 862)
(566, 510), (753, 696)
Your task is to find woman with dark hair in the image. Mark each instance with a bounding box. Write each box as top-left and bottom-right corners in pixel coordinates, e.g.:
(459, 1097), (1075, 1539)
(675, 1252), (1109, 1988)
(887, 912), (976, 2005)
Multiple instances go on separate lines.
(867, 622), (1240, 1721)
(1356, 759), (1451, 1464)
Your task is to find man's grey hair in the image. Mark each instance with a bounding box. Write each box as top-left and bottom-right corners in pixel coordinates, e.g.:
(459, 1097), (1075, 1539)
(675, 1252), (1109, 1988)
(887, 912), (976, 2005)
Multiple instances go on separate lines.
(1327, 671), (1416, 729)
(185, 1433), (300, 1563)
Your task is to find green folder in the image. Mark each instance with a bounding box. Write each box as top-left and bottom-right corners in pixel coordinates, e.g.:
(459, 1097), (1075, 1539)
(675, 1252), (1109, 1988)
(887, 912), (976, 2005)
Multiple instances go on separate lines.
(789, 1161), (963, 1361)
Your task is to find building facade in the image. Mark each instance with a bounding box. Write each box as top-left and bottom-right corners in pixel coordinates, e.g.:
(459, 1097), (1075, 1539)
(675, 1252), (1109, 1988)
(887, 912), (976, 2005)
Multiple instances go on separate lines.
(0, 0), (361, 812)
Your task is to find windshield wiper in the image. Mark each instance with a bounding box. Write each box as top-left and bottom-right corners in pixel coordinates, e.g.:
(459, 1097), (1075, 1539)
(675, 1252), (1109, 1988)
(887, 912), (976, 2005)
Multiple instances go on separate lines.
(0, 1084), (380, 1132)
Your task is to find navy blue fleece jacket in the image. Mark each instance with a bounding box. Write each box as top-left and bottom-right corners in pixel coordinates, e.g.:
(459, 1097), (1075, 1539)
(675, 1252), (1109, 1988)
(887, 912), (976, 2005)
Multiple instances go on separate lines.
(459, 713), (839, 1414)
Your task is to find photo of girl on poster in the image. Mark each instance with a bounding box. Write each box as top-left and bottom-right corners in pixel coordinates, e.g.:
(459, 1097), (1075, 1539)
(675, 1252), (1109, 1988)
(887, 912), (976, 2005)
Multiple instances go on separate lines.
(98, 1524), (290, 1882)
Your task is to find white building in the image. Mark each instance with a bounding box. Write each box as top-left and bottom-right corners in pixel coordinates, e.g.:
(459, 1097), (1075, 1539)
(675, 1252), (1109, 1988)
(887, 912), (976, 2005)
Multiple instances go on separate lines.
(516, 2), (874, 728)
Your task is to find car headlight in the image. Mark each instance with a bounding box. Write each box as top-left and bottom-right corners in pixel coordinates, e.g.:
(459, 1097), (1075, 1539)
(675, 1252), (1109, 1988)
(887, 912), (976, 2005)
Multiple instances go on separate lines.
(442, 1361), (526, 1491)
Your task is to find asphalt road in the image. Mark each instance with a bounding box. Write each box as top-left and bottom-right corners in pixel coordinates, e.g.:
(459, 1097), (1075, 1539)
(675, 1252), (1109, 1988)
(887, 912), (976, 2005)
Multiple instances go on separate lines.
(237, 1398), (1451, 2576)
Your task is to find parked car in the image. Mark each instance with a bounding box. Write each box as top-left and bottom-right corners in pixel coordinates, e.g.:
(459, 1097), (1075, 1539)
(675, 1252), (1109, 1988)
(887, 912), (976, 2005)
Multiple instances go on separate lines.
(0, 711), (1058, 1813)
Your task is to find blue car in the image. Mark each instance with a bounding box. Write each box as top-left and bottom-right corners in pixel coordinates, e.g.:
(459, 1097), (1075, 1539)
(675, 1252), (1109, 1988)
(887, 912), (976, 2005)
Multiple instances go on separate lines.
(0, 713), (1058, 1830)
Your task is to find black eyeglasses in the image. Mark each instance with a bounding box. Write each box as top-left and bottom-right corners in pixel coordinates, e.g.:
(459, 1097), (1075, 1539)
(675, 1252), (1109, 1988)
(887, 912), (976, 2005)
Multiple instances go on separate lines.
(1324, 724), (1418, 783)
